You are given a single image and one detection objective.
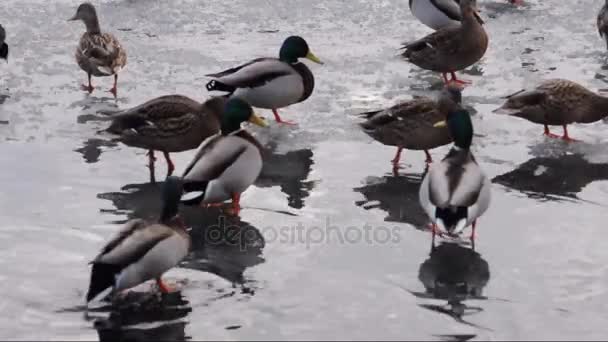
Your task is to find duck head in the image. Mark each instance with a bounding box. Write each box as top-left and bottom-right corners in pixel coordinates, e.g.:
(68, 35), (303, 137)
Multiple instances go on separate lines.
(160, 176), (184, 223)
(0, 25), (7, 62)
(435, 109), (474, 150)
(279, 36), (324, 65)
(68, 2), (101, 33)
(460, 0), (484, 25)
(438, 84), (464, 113)
(221, 98), (268, 135)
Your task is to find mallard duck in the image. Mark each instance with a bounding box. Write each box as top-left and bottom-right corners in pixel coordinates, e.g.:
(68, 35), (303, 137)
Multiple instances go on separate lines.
(598, 1), (608, 49)
(359, 84), (463, 171)
(180, 98), (268, 216)
(106, 95), (227, 183)
(402, 0), (488, 85)
(86, 176), (190, 303)
(205, 36), (323, 125)
(419, 109), (491, 249)
(409, 0), (522, 31)
(493, 79), (608, 142)
(69, 2), (127, 97)
(0, 24), (8, 61)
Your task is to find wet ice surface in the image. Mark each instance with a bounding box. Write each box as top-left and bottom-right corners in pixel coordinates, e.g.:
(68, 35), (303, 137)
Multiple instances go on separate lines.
(1, 0), (608, 340)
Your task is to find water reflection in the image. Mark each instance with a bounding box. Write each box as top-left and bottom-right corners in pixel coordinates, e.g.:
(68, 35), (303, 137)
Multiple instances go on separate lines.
(492, 154), (608, 201)
(255, 145), (315, 210)
(92, 292), (190, 342)
(354, 172), (428, 229)
(97, 182), (266, 287)
(411, 243), (490, 330)
(74, 138), (118, 164)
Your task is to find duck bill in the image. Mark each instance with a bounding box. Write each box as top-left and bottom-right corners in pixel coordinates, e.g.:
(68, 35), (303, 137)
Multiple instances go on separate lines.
(68, 14), (79, 21)
(473, 10), (485, 25)
(249, 113), (269, 127)
(433, 120), (447, 128)
(305, 51), (324, 65)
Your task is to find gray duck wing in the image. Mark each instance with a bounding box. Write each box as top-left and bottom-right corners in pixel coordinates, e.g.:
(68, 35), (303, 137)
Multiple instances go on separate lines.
(95, 223), (174, 267)
(207, 58), (295, 88)
(430, 0), (462, 21)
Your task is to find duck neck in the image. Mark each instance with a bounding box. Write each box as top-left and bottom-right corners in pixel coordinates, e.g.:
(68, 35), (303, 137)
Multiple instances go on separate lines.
(460, 4), (481, 31)
(221, 122), (243, 136)
(84, 16), (101, 34)
(588, 93), (608, 122)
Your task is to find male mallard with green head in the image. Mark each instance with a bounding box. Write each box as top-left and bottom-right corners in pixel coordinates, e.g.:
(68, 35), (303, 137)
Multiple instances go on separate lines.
(106, 95), (227, 183)
(69, 2), (127, 97)
(0, 24), (8, 61)
(86, 176), (190, 303)
(419, 109), (491, 250)
(402, 0), (488, 85)
(359, 84), (463, 172)
(494, 79), (608, 142)
(205, 36), (323, 125)
(180, 98), (268, 216)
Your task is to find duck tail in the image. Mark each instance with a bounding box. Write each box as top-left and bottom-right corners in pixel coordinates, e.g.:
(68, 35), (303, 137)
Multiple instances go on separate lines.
(180, 180), (209, 206)
(435, 206), (468, 235)
(0, 42), (8, 61)
(205, 80), (236, 93)
(87, 263), (122, 303)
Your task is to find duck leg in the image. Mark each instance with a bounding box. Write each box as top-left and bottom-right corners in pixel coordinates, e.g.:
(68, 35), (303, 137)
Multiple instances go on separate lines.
(424, 150), (433, 164)
(543, 124), (561, 139)
(147, 150), (156, 183)
(81, 73), (94, 93)
(272, 109), (297, 125)
(163, 151), (175, 176)
(448, 72), (472, 86)
(561, 125), (579, 143)
(156, 277), (176, 293)
(227, 192), (241, 216)
(431, 223), (438, 251)
(108, 74), (118, 98)
(470, 220), (477, 250)
(391, 147), (403, 167)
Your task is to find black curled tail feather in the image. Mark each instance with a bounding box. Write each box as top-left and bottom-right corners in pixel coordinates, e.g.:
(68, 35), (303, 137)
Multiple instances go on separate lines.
(87, 263), (122, 302)
(206, 80), (236, 93)
(435, 206), (468, 232)
(180, 180), (209, 206)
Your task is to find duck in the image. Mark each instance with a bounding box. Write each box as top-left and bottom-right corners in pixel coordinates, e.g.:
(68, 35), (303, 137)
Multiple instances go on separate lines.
(106, 95), (227, 183)
(358, 84), (463, 172)
(68, 2), (127, 97)
(180, 98), (268, 216)
(86, 176), (191, 303)
(419, 108), (491, 250)
(409, 0), (523, 31)
(0, 24), (8, 61)
(402, 0), (488, 85)
(493, 79), (608, 142)
(205, 36), (323, 125)
(598, 0), (608, 49)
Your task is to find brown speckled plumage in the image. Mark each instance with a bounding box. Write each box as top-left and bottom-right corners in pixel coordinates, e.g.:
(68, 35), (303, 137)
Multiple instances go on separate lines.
(402, 0), (487, 76)
(108, 95), (226, 152)
(496, 79), (608, 126)
(76, 32), (127, 77)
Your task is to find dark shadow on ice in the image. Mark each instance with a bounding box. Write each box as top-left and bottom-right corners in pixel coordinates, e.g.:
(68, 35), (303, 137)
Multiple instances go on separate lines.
(492, 153), (608, 202)
(92, 291), (191, 342)
(255, 144), (315, 210)
(74, 138), (118, 164)
(97, 182), (265, 289)
(411, 243), (491, 331)
(354, 172), (428, 229)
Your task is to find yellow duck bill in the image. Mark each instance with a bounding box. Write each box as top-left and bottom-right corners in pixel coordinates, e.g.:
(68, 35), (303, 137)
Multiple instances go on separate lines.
(249, 113), (269, 127)
(306, 51), (324, 65)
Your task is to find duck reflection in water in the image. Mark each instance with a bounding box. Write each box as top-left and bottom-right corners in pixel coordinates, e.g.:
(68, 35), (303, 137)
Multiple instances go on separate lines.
(493, 153), (608, 201)
(411, 242), (490, 330)
(254, 142), (315, 209)
(355, 171), (429, 229)
(92, 291), (191, 342)
(97, 181), (265, 290)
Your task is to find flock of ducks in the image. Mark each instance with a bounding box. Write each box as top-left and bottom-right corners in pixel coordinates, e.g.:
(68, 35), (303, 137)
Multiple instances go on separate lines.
(2, 0), (608, 307)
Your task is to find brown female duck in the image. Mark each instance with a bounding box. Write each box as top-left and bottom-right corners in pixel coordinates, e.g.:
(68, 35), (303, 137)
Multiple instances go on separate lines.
(359, 85), (463, 172)
(106, 95), (227, 182)
(402, 0), (488, 85)
(494, 79), (608, 142)
(69, 2), (127, 97)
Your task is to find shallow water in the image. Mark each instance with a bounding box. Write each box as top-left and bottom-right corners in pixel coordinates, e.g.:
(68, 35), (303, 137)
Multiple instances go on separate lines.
(1, 0), (608, 340)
